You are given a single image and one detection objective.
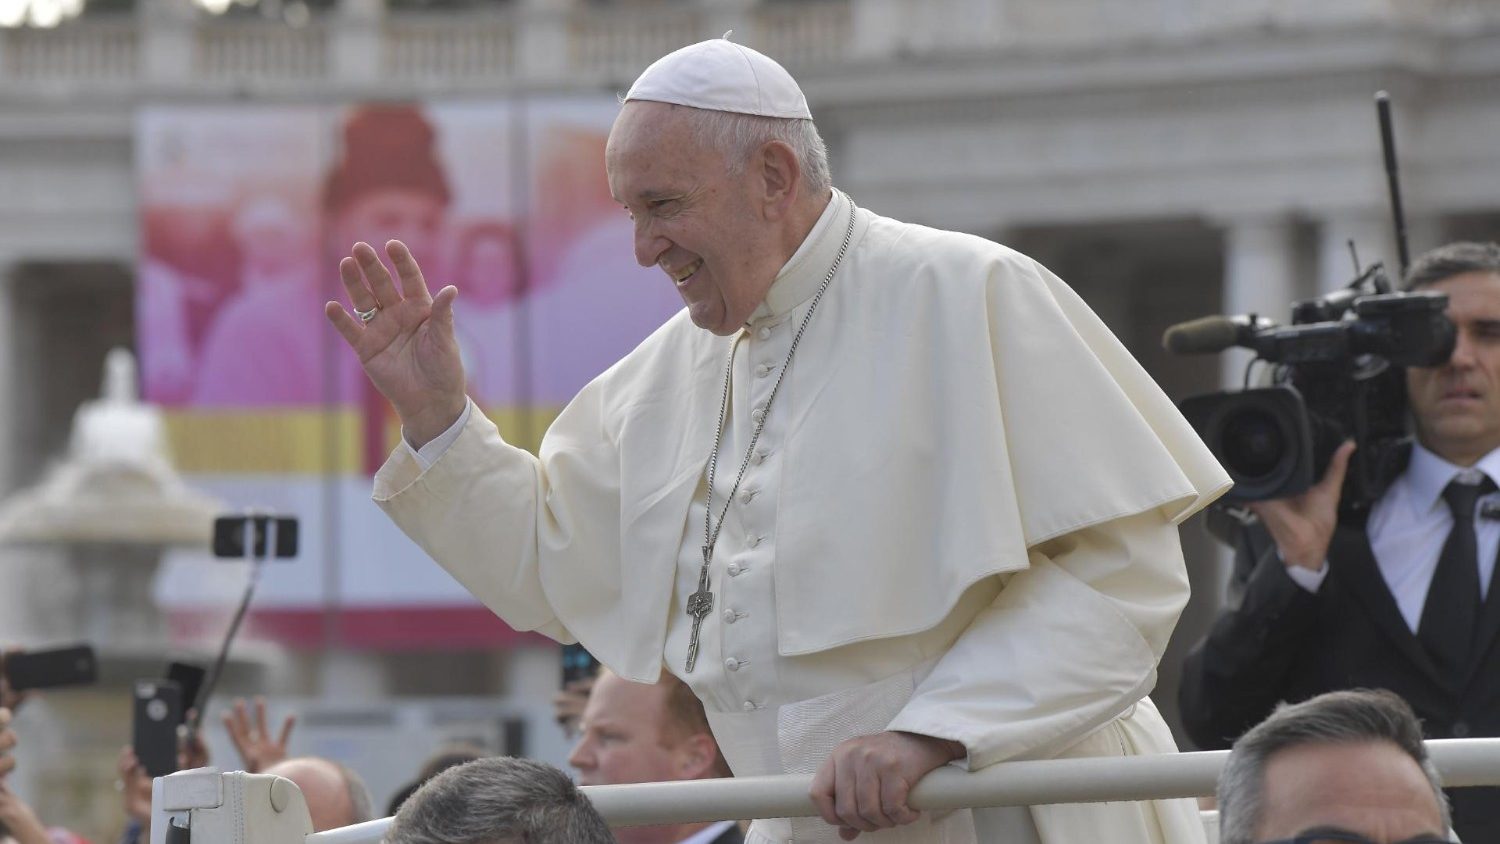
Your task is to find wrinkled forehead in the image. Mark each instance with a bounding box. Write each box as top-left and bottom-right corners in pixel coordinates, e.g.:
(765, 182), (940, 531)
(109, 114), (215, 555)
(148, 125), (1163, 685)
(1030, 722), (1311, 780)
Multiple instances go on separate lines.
(606, 102), (719, 185)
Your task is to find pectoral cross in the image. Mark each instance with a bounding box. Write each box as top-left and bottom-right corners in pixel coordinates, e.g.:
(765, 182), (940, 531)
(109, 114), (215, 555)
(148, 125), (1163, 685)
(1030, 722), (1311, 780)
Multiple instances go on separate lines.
(684, 546), (715, 673)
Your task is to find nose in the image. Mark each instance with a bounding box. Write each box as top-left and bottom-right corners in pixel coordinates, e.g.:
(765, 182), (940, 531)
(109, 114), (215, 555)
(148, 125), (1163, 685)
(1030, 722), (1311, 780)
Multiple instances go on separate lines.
(568, 736), (594, 771)
(1450, 327), (1478, 368)
(633, 218), (669, 268)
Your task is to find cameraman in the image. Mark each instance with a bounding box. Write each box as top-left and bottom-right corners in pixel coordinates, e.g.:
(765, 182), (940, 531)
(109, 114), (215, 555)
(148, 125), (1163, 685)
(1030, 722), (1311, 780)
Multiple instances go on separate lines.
(1180, 241), (1500, 842)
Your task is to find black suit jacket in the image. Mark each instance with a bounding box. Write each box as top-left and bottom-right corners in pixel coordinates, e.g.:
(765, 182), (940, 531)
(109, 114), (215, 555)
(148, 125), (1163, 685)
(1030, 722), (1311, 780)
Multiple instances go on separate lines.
(1180, 522), (1500, 842)
(706, 824), (745, 844)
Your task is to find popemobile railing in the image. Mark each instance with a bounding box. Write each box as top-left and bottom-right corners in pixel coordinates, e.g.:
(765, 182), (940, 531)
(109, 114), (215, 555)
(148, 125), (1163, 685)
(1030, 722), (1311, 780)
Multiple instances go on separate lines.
(151, 739), (1500, 844)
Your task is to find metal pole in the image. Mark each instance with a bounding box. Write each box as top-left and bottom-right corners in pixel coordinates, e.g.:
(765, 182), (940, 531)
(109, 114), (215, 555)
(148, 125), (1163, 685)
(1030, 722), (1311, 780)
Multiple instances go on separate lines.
(305, 740), (1500, 842)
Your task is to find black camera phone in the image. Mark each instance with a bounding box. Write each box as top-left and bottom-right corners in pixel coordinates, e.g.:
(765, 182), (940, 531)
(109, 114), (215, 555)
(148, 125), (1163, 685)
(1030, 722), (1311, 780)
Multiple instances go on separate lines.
(212, 515), (299, 559)
(166, 661), (207, 726)
(4, 644), (98, 692)
(133, 679), (183, 777)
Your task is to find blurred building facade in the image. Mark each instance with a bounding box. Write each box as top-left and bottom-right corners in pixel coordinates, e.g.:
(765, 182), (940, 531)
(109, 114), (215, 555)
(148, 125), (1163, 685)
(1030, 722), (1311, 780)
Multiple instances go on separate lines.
(0, 0), (1498, 834)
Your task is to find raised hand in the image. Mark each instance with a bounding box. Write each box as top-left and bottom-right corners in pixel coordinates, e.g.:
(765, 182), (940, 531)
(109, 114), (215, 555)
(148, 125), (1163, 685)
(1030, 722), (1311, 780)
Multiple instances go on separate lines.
(0, 707), (15, 780)
(326, 240), (467, 448)
(1248, 440), (1357, 571)
(117, 746), (153, 822)
(222, 697), (295, 774)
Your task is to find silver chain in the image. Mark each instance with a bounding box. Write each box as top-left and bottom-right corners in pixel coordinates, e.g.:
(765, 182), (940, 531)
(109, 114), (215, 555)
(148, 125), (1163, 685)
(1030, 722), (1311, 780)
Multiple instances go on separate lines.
(701, 194), (858, 579)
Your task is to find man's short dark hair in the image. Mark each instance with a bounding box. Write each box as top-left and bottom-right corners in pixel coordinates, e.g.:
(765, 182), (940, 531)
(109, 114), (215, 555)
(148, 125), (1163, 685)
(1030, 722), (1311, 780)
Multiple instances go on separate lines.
(1403, 241), (1500, 291)
(386, 756), (614, 844)
(1216, 689), (1449, 844)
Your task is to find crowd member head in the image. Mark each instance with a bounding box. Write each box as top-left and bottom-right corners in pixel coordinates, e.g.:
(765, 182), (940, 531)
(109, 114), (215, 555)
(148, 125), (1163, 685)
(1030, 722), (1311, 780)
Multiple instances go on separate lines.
(605, 40), (833, 336)
(1403, 241), (1500, 468)
(568, 670), (731, 844)
(1217, 689), (1450, 844)
(262, 757), (373, 833)
(386, 756), (613, 844)
(385, 743), (488, 816)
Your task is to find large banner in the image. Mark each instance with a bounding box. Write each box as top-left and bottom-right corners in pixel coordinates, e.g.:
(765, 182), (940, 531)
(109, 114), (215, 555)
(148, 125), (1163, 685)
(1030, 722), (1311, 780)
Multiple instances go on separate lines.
(136, 100), (683, 650)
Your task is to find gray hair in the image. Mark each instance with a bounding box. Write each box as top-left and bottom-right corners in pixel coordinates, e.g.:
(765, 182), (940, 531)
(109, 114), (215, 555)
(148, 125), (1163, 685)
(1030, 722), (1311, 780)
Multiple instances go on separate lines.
(1403, 240), (1500, 291)
(1217, 689), (1449, 844)
(386, 757), (614, 844)
(687, 109), (832, 195)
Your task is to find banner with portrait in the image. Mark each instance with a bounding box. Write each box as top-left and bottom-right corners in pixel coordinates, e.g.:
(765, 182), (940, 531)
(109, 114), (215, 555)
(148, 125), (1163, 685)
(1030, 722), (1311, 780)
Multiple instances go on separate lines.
(136, 100), (681, 650)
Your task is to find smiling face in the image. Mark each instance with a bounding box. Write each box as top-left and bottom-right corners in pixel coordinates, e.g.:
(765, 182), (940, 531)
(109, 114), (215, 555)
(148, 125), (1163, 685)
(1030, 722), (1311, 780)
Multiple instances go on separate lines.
(1407, 271), (1500, 467)
(605, 102), (788, 335)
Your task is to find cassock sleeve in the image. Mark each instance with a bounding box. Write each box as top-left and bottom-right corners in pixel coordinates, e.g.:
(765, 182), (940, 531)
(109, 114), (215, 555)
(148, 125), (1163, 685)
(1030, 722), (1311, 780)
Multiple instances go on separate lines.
(372, 379), (624, 645)
(884, 508), (1187, 770)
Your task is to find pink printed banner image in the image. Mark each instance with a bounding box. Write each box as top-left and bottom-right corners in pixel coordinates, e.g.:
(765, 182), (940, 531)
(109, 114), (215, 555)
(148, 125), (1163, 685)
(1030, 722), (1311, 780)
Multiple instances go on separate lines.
(137, 100), (684, 651)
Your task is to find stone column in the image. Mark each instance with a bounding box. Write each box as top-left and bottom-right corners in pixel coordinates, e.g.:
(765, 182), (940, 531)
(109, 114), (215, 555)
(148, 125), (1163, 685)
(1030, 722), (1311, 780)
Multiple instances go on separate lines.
(138, 0), (196, 84)
(700, 0), (756, 46)
(0, 255), (21, 643)
(850, 0), (904, 58)
(515, 0), (572, 82)
(331, 0), (384, 83)
(1219, 215), (1299, 388)
(1315, 210), (1398, 294)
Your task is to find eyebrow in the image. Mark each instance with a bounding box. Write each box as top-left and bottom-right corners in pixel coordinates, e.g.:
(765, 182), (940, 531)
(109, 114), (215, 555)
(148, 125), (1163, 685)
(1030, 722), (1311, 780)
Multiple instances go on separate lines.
(1294, 825), (1450, 843)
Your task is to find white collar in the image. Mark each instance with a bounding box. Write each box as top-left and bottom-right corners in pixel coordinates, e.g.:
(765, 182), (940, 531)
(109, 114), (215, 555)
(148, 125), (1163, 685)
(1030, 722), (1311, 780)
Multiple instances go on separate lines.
(747, 189), (847, 324)
(1404, 440), (1500, 514)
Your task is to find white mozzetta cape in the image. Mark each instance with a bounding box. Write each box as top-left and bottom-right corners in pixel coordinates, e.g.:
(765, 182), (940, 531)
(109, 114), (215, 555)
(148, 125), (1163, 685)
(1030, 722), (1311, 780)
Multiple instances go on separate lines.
(374, 199), (1229, 687)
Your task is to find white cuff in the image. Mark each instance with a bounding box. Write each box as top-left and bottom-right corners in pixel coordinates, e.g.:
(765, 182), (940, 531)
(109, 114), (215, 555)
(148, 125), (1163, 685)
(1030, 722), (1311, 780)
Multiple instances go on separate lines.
(1282, 558), (1330, 593)
(405, 399), (474, 471)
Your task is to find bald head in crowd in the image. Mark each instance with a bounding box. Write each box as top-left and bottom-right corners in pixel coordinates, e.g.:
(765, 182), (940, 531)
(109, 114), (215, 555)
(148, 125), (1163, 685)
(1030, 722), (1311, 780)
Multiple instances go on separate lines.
(263, 756), (374, 833)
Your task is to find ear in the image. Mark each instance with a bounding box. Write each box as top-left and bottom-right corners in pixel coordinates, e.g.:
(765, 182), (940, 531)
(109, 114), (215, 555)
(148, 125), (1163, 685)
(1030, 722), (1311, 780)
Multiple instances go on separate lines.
(675, 732), (721, 780)
(757, 140), (801, 221)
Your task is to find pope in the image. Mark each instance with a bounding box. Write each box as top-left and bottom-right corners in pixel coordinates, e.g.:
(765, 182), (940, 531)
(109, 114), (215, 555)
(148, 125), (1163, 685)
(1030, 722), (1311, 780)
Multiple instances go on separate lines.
(326, 38), (1230, 844)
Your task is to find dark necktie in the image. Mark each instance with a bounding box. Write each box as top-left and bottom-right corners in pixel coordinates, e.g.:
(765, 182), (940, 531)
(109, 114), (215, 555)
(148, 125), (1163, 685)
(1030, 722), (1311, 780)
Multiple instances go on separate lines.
(1418, 476), (1495, 678)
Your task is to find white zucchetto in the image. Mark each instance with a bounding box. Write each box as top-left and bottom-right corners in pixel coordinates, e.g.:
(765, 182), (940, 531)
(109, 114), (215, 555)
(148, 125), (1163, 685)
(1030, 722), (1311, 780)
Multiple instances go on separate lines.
(624, 37), (812, 120)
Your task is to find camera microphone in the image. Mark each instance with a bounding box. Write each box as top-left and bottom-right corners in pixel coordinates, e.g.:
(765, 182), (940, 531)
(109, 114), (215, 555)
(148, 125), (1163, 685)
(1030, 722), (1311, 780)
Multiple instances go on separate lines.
(1162, 315), (1276, 355)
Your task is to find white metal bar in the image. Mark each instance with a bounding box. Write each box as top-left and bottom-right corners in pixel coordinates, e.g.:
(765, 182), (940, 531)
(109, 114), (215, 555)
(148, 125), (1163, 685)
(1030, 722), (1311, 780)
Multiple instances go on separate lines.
(305, 740), (1500, 843)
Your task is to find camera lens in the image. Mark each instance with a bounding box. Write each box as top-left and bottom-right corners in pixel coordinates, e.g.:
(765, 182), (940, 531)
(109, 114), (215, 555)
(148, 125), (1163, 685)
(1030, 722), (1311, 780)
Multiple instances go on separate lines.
(1221, 409), (1286, 480)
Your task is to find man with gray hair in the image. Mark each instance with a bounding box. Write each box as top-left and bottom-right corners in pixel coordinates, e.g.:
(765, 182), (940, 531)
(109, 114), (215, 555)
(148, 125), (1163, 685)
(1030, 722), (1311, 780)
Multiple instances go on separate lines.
(386, 757), (614, 844)
(330, 36), (1228, 844)
(1217, 689), (1451, 844)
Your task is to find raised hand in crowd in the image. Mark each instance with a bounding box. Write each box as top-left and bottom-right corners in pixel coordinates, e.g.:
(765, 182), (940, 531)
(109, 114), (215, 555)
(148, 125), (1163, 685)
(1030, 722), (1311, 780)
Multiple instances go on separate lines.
(0, 780), (52, 844)
(0, 649), (31, 714)
(222, 697), (295, 773)
(0, 707), (15, 780)
(1246, 440), (1357, 571)
(116, 746), (153, 825)
(552, 676), (594, 738)
(325, 240), (467, 448)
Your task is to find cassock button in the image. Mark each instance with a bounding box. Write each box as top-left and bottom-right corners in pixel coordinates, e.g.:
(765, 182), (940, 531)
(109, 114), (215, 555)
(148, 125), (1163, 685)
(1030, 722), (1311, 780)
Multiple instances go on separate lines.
(724, 657), (741, 671)
(755, 364), (773, 378)
(752, 448), (768, 464)
(727, 562), (743, 576)
(751, 407), (766, 424)
(742, 701), (757, 712)
(749, 536), (763, 548)
(722, 608), (739, 624)
(741, 488), (758, 504)
(757, 326), (772, 340)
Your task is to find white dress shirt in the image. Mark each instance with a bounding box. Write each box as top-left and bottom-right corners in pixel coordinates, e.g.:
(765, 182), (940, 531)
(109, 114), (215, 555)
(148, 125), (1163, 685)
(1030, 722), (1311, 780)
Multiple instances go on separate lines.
(1289, 442), (1500, 632)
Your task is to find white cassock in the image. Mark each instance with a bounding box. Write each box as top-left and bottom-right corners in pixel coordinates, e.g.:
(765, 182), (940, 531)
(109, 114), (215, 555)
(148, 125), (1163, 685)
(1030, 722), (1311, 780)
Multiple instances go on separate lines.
(374, 189), (1230, 843)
